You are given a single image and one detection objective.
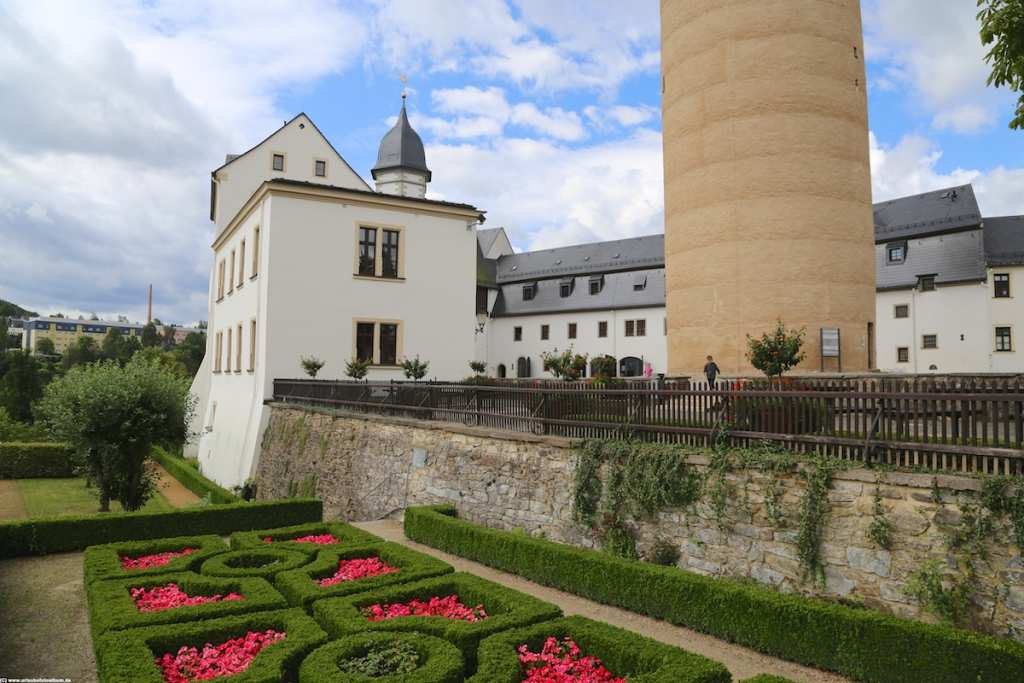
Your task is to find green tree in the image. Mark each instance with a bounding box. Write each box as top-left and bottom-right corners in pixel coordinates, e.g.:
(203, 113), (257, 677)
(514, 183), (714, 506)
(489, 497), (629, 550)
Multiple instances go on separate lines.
(978, 0), (1024, 129)
(746, 320), (806, 380)
(300, 355), (325, 378)
(100, 328), (123, 360)
(345, 357), (370, 380)
(0, 350), (45, 422)
(161, 324), (178, 349)
(135, 347), (190, 378)
(0, 317), (8, 352)
(171, 331), (206, 376)
(35, 337), (56, 356)
(62, 336), (99, 370)
(37, 356), (194, 512)
(401, 355), (430, 381)
(141, 322), (160, 348)
(468, 360), (486, 375)
(541, 348), (589, 380)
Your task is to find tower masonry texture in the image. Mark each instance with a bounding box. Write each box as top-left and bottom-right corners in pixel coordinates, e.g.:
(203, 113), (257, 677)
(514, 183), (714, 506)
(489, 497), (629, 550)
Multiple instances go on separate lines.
(661, 0), (875, 375)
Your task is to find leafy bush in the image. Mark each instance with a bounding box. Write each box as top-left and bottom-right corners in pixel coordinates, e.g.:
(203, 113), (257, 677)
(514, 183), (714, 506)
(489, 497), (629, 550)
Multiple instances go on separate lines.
(402, 355), (430, 381)
(299, 632), (463, 683)
(469, 615), (730, 683)
(230, 521), (382, 556)
(199, 548), (311, 579)
(150, 446), (237, 503)
(274, 542), (453, 608)
(84, 534), (228, 584)
(541, 348), (588, 380)
(404, 505), (1024, 683)
(468, 360), (487, 375)
(345, 357), (370, 380)
(300, 355), (325, 378)
(0, 407), (47, 441)
(87, 571), (287, 638)
(338, 638), (419, 675)
(0, 498), (322, 557)
(36, 356), (194, 511)
(312, 572), (561, 667)
(648, 538), (681, 566)
(94, 608), (326, 683)
(590, 354), (616, 380)
(745, 321), (806, 379)
(0, 442), (73, 478)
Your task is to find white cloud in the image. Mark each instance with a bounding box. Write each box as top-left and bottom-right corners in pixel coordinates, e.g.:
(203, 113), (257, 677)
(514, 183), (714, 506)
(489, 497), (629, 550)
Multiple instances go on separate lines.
(509, 104), (584, 141)
(932, 104), (995, 134)
(415, 86), (585, 141)
(584, 104), (658, 130)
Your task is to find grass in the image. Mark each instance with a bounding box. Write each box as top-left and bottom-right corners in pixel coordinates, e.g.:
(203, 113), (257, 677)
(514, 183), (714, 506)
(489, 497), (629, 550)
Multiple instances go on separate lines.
(17, 478), (175, 517)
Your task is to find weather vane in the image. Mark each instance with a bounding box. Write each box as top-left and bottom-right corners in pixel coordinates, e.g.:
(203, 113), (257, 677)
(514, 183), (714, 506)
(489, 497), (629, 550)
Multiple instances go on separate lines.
(399, 74), (408, 101)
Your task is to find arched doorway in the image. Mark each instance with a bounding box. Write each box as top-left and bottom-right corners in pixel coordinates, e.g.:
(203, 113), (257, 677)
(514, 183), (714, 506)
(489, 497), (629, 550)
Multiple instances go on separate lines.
(516, 356), (531, 378)
(619, 356), (642, 377)
(497, 364), (507, 378)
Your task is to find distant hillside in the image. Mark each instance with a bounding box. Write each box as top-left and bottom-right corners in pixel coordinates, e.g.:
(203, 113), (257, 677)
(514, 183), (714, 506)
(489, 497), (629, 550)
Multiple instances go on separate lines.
(0, 299), (38, 318)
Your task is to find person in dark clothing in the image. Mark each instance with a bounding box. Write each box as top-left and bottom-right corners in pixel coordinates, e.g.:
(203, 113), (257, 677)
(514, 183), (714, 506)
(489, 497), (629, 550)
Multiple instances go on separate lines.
(703, 355), (720, 388)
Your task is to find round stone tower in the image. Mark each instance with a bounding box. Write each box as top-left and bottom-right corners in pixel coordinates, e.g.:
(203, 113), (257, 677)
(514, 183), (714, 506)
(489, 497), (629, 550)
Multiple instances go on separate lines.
(661, 0), (875, 376)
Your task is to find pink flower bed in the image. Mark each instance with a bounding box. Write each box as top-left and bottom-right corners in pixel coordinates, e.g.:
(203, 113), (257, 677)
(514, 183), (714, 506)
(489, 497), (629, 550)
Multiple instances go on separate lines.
(363, 594), (488, 623)
(155, 629), (285, 683)
(131, 583), (244, 613)
(317, 557), (399, 587)
(518, 637), (625, 683)
(120, 547), (196, 571)
(262, 533), (338, 545)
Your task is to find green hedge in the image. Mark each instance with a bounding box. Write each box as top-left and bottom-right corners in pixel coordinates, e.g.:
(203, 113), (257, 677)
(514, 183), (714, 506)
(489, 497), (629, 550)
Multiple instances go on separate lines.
(200, 547), (311, 579)
(0, 498), (322, 557)
(94, 607), (327, 683)
(84, 534), (227, 584)
(404, 505), (1024, 683)
(299, 632), (463, 683)
(275, 542), (453, 608)
(230, 521), (383, 556)
(150, 446), (237, 503)
(87, 571), (287, 638)
(312, 571), (561, 668)
(469, 615), (730, 683)
(0, 442), (73, 478)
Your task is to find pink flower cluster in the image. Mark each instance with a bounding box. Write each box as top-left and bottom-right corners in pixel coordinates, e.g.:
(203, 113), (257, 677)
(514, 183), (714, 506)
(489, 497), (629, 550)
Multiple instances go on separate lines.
(131, 583), (244, 613)
(155, 629), (285, 683)
(120, 547), (197, 571)
(363, 594), (488, 623)
(318, 557), (399, 587)
(262, 534), (339, 545)
(518, 637), (625, 683)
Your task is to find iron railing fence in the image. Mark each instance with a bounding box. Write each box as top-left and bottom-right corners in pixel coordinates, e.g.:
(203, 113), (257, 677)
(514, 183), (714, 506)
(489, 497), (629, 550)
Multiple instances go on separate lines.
(273, 377), (1024, 475)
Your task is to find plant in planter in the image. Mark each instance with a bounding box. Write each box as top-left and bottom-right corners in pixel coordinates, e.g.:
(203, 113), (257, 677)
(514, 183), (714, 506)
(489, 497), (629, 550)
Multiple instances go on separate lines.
(402, 355), (430, 381)
(230, 522), (383, 556)
(300, 355), (325, 378)
(84, 535), (228, 584)
(274, 542), (453, 608)
(469, 360), (487, 376)
(199, 548), (310, 580)
(541, 348), (588, 381)
(345, 357), (370, 380)
(745, 320), (806, 383)
(299, 632), (463, 683)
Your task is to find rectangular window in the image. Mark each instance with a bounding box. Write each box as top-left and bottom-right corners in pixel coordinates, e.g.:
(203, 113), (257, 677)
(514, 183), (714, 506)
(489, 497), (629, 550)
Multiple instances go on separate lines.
(214, 332), (222, 372)
(382, 229), (400, 278)
(598, 321), (608, 338)
(897, 347), (909, 363)
(996, 326), (1013, 352)
(217, 260), (225, 300)
(522, 284), (536, 301)
(272, 153), (284, 171)
(225, 327), (232, 372)
(995, 273), (1010, 298)
(251, 227), (260, 277)
(236, 323), (242, 371)
(568, 323), (577, 339)
(632, 273), (647, 291)
(356, 322), (375, 362)
(636, 319), (646, 337)
(476, 287), (488, 314)
(894, 304), (909, 319)
(887, 244), (905, 264)
(922, 334), (937, 349)
(228, 250), (235, 294)
(514, 326), (522, 342)
(559, 279), (573, 298)
(540, 324), (549, 341)
(358, 227), (377, 276)
(625, 320), (635, 337)
(249, 319), (256, 371)
(918, 275), (936, 292)
(589, 276), (603, 295)
(379, 323), (398, 365)
(314, 159), (326, 177)
(238, 240), (246, 285)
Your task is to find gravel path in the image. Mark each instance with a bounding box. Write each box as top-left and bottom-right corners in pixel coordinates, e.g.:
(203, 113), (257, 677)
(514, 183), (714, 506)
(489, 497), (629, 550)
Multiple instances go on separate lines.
(153, 462), (201, 507)
(0, 479), (26, 520)
(355, 518), (850, 683)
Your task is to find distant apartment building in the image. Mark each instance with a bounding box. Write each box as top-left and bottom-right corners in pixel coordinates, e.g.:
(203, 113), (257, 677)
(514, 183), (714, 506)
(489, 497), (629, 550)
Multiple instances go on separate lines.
(22, 317), (143, 354)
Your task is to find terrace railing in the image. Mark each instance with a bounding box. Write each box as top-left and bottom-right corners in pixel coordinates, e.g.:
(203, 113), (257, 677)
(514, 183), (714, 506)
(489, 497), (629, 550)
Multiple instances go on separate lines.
(272, 377), (1024, 476)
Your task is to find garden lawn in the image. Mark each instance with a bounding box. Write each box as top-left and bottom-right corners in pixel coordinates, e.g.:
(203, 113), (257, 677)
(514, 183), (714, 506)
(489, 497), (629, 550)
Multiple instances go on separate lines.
(17, 478), (175, 517)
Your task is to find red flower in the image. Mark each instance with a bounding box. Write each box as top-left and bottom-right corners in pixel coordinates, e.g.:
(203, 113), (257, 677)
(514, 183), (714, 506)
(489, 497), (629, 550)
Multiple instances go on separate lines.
(262, 534), (339, 545)
(130, 583), (244, 613)
(362, 594), (488, 623)
(317, 557), (399, 587)
(120, 547), (196, 570)
(155, 629), (285, 683)
(517, 637), (625, 683)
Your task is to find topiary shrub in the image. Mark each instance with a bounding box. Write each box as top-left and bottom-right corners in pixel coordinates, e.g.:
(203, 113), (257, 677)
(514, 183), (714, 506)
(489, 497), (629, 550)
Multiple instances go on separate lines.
(230, 521), (382, 556)
(200, 548), (310, 580)
(84, 535), (228, 584)
(274, 542), (453, 608)
(0, 442), (73, 478)
(299, 632), (463, 683)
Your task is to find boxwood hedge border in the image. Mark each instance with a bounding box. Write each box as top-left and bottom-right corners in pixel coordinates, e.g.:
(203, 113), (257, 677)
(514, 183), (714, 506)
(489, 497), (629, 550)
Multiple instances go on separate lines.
(94, 607), (326, 683)
(299, 631), (463, 683)
(312, 571), (561, 667)
(150, 446), (237, 503)
(84, 534), (228, 584)
(230, 521), (382, 556)
(87, 571), (287, 639)
(275, 542), (453, 608)
(0, 498), (322, 557)
(0, 442), (73, 478)
(404, 504), (1024, 683)
(468, 615), (731, 683)
(200, 547), (312, 579)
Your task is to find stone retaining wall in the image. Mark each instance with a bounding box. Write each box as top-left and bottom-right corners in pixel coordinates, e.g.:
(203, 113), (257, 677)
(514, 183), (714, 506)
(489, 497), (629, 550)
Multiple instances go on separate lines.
(256, 404), (1024, 640)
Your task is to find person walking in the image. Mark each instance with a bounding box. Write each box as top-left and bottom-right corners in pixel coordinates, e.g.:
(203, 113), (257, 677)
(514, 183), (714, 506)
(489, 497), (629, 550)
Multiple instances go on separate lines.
(703, 355), (721, 388)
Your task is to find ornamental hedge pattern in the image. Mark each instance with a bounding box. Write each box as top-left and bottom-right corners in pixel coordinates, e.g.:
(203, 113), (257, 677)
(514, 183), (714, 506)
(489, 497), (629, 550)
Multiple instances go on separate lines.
(404, 504), (1024, 683)
(84, 535), (228, 584)
(299, 632), (463, 683)
(87, 571), (287, 638)
(230, 521), (383, 556)
(200, 548), (311, 580)
(0, 442), (73, 478)
(274, 542), (453, 608)
(312, 572), (562, 667)
(468, 615), (730, 683)
(94, 608), (326, 683)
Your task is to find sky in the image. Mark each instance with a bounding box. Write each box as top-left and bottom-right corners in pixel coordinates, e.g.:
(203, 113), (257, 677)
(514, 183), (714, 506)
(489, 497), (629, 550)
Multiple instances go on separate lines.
(0, 0), (1022, 326)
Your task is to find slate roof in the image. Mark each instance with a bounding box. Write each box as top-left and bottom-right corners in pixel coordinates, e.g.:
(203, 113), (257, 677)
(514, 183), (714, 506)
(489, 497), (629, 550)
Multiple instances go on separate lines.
(983, 215), (1024, 266)
(873, 184), (982, 241)
(476, 228), (504, 256)
(372, 101), (431, 181)
(495, 234), (664, 284)
(491, 267), (665, 317)
(875, 229), (986, 290)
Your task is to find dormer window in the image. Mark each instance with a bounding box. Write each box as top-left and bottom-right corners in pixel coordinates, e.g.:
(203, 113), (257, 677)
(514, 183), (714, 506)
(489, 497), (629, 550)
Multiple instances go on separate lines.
(887, 242), (906, 264)
(918, 275), (936, 292)
(559, 278), (574, 298)
(522, 283), (537, 301)
(633, 273), (647, 291)
(589, 275), (604, 295)
(314, 159), (326, 177)
(272, 153), (285, 172)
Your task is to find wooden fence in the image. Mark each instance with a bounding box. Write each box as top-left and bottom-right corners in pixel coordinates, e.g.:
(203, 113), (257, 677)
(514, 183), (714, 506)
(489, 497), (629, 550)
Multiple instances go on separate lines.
(272, 377), (1024, 475)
